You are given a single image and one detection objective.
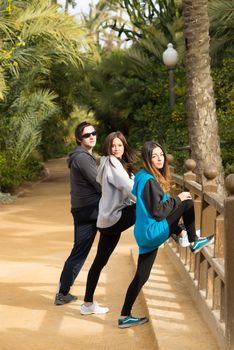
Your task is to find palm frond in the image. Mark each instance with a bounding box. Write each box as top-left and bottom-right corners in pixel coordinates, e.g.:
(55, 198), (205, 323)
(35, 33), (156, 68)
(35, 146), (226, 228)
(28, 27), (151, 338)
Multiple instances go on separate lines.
(209, 0), (234, 32)
(9, 88), (58, 163)
(14, 1), (94, 68)
(12, 112), (42, 161)
(125, 46), (154, 76)
(0, 13), (16, 41)
(11, 88), (58, 116)
(18, 2), (86, 42)
(209, 0), (234, 58)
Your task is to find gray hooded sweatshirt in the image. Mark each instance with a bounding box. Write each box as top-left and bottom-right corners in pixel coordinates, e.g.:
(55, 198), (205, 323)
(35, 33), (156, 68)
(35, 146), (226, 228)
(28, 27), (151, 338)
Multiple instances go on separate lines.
(67, 145), (101, 209)
(96, 155), (135, 228)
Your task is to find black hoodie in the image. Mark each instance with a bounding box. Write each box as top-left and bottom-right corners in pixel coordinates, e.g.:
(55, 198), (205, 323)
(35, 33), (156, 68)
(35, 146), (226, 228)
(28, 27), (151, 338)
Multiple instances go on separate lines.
(67, 145), (101, 209)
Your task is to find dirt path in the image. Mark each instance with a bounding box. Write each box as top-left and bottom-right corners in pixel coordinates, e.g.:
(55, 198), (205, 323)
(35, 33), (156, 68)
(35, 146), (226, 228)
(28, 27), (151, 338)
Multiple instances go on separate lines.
(0, 158), (156, 350)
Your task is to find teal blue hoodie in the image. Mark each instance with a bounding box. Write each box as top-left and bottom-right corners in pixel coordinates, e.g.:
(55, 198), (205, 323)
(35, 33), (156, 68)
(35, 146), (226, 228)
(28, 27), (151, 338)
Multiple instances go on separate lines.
(132, 169), (170, 254)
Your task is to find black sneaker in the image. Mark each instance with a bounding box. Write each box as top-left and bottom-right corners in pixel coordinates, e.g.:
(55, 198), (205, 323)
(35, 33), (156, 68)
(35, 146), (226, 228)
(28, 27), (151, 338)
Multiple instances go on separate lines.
(118, 315), (149, 328)
(54, 292), (77, 305)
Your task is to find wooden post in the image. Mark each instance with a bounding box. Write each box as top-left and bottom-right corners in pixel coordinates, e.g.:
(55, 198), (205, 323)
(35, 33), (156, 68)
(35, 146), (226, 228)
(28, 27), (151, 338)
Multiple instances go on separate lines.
(200, 165), (217, 237)
(184, 158), (196, 182)
(168, 154), (181, 196)
(167, 153), (175, 193)
(215, 214), (224, 258)
(224, 174), (234, 350)
(194, 196), (202, 230)
(167, 153), (174, 175)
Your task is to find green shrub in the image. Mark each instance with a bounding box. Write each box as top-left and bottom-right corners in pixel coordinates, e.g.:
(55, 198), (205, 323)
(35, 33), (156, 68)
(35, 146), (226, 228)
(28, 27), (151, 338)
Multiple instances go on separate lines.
(0, 152), (43, 192)
(213, 58), (234, 176)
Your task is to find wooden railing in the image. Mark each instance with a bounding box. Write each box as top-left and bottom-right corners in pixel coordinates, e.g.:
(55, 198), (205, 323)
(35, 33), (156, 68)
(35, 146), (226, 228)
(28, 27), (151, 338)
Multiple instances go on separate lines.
(164, 157), (234, 350)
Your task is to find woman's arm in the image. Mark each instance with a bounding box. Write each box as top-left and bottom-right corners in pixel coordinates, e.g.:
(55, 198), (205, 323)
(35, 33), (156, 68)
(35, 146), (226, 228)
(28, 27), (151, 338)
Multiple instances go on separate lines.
(107, 155), (136, 201)
(144, 179), (181, 220)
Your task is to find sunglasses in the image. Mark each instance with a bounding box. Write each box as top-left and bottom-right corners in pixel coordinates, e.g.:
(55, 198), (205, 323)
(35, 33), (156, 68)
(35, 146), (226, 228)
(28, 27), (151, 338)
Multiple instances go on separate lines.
(82, 131), (97, 139)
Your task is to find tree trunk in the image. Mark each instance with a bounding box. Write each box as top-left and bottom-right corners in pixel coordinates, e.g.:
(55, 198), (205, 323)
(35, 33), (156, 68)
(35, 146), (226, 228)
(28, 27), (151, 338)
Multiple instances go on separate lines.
(182, 0), (224, 193)
(65, 0), (69, 13)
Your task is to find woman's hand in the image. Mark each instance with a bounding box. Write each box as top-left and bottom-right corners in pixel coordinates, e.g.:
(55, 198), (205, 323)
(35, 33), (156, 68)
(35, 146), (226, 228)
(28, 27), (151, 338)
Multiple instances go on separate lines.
(178, 191), (192, 202)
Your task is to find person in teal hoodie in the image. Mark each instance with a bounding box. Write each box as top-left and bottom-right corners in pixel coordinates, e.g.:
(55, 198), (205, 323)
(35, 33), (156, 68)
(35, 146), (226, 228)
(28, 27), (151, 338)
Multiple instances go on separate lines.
(118, 141), (214, 328)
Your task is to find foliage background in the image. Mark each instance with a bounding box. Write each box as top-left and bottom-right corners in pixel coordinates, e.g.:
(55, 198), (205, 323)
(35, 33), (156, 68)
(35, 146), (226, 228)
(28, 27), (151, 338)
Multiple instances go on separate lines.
(0, 0), (233, 193)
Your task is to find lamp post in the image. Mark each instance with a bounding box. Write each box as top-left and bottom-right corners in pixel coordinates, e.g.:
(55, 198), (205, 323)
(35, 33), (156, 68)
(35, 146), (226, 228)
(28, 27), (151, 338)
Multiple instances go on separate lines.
(162, 43), (178, 108)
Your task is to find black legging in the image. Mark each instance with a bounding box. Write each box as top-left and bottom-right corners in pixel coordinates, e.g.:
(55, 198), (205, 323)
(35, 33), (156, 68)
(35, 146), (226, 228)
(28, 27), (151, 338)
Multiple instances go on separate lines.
(84, 204), (136, 302)
(120, 199), (197, 316)
(167, 199), (197, 242)
(121, 248), (158, 316)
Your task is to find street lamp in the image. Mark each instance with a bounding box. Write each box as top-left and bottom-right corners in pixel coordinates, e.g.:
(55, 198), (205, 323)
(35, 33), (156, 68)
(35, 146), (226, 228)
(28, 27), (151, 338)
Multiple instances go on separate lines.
(162, 43), (178, 107)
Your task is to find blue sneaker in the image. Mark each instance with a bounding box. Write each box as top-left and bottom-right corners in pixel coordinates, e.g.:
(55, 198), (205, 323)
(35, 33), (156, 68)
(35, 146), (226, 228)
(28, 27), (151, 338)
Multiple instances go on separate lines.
(118, 315), (149, 328)
(190, 235), (214, 254)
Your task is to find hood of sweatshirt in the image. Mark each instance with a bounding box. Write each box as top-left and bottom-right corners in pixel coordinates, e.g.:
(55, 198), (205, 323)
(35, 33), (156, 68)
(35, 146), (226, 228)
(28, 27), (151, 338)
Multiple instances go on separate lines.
(67, 145), (93, 168)
(96, 156), (110, 184)
(132, 169), (151, 196)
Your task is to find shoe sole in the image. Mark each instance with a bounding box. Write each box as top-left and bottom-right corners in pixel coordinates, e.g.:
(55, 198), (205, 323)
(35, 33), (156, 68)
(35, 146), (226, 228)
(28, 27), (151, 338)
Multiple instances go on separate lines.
(54, 298), (77, 306)
(179, 242), (190, 248)
(191, 236), (215, 254)
(118, 318), (149, 328)
(55, 302), (65, 305)
(80, 309), (110, 315)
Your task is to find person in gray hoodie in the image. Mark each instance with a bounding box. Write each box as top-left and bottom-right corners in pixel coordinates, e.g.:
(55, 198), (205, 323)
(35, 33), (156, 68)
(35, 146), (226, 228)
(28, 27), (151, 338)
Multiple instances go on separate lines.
(80, 131), (136, 315)
(55, 121), (101, 305)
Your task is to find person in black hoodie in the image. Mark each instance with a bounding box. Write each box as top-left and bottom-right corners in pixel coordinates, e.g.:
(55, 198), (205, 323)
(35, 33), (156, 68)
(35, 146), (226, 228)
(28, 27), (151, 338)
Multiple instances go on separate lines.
(54, 121), (101, 305)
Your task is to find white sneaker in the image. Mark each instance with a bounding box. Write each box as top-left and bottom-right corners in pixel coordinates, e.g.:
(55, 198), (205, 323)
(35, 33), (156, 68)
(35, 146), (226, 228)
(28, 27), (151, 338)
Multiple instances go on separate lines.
(80, 301), (109, 315)
(172, 229), (201, 248)
(178, 234), (190, 247)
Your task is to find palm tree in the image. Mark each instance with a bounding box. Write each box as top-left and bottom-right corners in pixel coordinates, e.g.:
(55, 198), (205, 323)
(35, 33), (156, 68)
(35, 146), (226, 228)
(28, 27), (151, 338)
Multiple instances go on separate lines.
(109, 0), (183, 41)
(7, 89), (59, 164)
(81, 0), (124, 49)
(182, 0), (224, 191)
(0, 0), (96, 191)
(103, 0), (184, 73)
(0, 0), (92, 88)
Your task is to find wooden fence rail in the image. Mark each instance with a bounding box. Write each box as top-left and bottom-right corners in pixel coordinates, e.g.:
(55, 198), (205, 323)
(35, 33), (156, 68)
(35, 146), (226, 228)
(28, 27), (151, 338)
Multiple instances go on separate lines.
(164, 157), (234, 350)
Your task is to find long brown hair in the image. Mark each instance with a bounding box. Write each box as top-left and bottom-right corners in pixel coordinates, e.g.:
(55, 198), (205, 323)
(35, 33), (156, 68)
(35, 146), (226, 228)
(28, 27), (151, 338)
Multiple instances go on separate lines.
(102, 131), (135, 176)
(141, 141), (171, 192)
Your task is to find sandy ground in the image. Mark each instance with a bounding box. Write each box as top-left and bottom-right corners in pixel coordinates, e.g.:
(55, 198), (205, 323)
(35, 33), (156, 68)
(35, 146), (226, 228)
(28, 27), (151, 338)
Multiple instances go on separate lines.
(0, 158), (156, 350)
(0, 158), (219, 350)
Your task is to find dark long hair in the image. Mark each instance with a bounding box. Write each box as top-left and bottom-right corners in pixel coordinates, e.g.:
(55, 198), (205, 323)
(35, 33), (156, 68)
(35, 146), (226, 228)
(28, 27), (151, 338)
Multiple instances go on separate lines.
(102, 131), (135, 176)
(141, 141), (171, 192)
